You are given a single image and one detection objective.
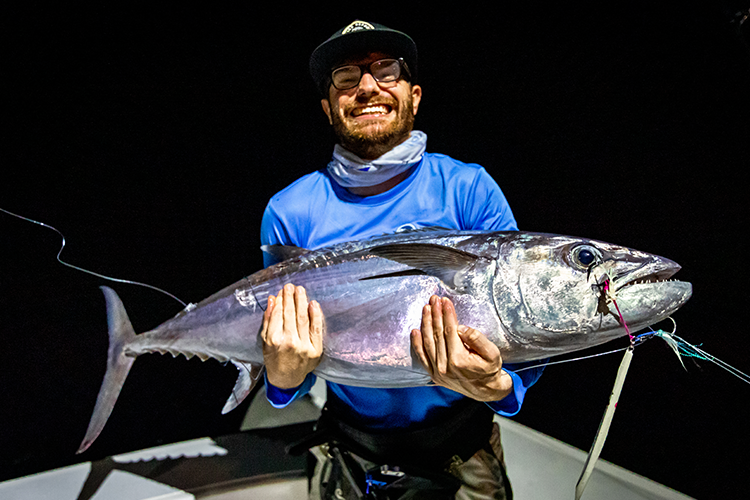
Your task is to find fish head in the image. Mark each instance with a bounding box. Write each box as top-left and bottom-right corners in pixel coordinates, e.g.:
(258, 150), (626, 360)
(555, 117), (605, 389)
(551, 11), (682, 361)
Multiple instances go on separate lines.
(492, 233), (692, 359)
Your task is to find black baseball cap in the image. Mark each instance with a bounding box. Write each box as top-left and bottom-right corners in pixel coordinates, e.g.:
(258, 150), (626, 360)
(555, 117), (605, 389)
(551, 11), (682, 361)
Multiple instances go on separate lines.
(310, 20), (418, 95)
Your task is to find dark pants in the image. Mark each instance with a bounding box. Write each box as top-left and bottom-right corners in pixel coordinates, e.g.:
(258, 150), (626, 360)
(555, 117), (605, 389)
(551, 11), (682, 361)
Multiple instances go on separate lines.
(308, 422), (511, 500)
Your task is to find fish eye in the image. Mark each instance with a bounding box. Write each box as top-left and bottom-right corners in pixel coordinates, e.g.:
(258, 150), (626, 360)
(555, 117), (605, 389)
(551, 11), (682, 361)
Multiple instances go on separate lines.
(571, 245), (601, 268)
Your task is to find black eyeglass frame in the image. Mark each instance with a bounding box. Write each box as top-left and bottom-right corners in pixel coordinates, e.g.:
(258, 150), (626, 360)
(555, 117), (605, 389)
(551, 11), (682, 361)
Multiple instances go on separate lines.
(329, 58), (412, 91)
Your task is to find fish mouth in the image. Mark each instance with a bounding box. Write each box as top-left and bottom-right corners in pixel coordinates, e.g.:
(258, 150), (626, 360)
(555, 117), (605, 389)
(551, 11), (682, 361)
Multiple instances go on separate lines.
(614, 267), (682, 291)
(588, 256), (692, 336)
(602, 257), (683, 293)
(610, 265), (693, 331)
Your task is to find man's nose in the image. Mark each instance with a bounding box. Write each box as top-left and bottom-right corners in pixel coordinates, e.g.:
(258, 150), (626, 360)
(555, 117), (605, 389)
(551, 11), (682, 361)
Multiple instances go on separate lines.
(356, 72), (380, 97)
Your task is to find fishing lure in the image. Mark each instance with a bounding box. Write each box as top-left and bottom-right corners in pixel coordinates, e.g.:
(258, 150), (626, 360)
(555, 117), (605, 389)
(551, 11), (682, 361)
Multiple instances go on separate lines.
(576, 273), (633, 499)
(576, 272), (749, 499)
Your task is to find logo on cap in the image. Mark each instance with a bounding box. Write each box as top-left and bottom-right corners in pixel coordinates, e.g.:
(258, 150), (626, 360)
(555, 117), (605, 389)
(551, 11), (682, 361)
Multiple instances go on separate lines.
(341, 20), (375, 34)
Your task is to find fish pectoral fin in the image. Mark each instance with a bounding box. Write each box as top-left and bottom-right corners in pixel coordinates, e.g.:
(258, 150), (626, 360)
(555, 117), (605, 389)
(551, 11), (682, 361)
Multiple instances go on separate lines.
(222, 361), (265, 414)
(261, 244), (310, 263)
(369, 243), (481, 290)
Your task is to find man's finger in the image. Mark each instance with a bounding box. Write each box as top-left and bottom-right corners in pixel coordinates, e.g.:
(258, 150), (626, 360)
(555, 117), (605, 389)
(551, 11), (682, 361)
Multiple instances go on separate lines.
(430, 296), (448, 371)
(309, 300), (324, 351)
(440, 297), (465, 362)
(295, 286), (310, 340)
(282, 283), (297, 335)
(420, 303), (437, 366)
(411, 328), (433, 376)
(458, 325), (501, 363)
(267, 290), (285, 343)
(260, 295), (275, 342)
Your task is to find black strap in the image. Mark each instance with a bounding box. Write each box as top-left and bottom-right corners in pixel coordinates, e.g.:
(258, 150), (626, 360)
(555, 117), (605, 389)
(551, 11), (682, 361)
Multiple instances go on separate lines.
(318, 397), (495, 470)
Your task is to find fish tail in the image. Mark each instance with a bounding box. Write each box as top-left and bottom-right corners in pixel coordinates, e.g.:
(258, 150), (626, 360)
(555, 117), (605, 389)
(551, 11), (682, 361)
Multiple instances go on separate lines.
(77, 286), (137, 454)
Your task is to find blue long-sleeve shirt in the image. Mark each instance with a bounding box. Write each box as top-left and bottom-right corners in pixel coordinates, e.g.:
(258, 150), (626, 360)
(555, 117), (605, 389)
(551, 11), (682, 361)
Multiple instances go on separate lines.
(260, 152), (545, 430)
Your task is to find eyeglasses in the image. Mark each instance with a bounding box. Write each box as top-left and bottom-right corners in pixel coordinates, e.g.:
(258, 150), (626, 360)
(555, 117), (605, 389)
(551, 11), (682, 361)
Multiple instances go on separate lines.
(330, 58), (411, 90)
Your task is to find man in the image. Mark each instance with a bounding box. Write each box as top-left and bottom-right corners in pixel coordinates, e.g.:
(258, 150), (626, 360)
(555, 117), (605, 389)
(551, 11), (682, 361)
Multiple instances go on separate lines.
(259, 20), (544, 499)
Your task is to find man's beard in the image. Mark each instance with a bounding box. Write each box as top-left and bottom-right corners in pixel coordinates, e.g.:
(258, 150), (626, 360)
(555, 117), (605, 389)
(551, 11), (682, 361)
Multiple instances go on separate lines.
(330, 97), (415, 160)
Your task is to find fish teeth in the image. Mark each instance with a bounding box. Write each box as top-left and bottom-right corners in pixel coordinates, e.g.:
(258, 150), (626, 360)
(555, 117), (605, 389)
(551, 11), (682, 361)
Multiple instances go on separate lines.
(619, 278), (675, 289)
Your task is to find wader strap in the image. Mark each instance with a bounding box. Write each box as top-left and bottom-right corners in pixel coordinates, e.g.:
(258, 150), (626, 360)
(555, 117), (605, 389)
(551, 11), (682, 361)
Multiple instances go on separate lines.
(318, 398), (495, 470)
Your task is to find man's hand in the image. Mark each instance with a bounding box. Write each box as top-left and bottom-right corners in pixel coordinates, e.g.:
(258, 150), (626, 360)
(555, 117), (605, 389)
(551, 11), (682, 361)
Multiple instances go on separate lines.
(411, 295), (513, 402)
(261, 283), (323, 389)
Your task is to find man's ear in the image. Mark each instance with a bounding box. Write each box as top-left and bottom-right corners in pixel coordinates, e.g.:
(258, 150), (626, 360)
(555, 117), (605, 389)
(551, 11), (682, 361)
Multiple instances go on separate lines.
(321, 98), (333, 125)
(411, 85), (422, 116)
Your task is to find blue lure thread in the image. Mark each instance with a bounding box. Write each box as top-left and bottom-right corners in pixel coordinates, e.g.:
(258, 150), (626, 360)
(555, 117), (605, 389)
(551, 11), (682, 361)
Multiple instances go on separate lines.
(637, 325), (750, 385)
(1, 207), (189, 308)
(515, 321), (750, 386)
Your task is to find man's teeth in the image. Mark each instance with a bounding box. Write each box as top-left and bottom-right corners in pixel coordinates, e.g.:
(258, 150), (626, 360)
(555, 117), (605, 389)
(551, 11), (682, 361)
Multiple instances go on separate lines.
(353, 105), (390, 116)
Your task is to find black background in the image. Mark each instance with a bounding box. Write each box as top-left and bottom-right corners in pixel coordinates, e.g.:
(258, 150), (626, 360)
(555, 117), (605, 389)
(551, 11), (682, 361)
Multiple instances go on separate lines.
(3, 2), (749, 498)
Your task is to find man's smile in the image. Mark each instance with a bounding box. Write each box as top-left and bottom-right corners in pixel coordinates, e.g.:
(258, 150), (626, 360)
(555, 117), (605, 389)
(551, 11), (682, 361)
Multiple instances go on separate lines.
(349, 103), (393, 118)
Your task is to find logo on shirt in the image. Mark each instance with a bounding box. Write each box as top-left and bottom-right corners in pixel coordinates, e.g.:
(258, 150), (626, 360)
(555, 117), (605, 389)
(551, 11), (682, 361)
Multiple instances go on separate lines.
(395, 223), (422, 233)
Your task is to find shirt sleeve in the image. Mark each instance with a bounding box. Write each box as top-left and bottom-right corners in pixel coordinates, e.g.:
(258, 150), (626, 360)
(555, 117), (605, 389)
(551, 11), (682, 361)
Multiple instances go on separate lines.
(260, 201), (292, 267)
(486, 363), (546, 416)
(463, 167), (518, 231)
(264, 372), (318, 408)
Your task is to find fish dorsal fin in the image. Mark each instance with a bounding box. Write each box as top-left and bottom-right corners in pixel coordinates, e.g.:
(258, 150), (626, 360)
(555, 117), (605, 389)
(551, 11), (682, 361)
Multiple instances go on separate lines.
(261, 244), (310, 263)
(369, 243), (482, 290)
(222, 362), (265, 414)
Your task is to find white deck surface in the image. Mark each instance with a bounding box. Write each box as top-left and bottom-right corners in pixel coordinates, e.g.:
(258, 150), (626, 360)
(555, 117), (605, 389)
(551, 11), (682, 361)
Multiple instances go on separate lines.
(1, 381), (695, 499)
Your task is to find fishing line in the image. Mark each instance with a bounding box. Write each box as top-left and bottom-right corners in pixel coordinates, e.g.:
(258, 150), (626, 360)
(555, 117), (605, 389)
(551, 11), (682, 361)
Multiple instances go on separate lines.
(513, 346), (632, 373)
(512, 333), (654, 374)
(513, 323), (750, 385)
(605, 279), (633, 342)
(1, 207), (188, 307)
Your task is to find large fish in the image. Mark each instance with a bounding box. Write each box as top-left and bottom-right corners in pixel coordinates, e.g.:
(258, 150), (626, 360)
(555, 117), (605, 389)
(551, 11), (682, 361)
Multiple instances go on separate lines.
(77, 230), (692, 453)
